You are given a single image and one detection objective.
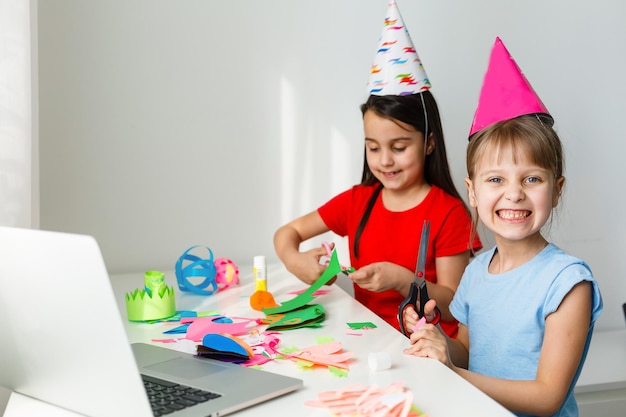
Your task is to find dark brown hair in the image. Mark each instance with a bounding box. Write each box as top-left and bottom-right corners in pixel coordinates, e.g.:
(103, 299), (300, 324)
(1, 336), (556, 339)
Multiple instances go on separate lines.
(359, 91), (463, 201)
(352, 92), (467, 257)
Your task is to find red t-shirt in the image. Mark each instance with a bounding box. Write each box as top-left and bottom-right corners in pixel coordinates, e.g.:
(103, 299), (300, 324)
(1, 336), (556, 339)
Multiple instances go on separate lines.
(318, 184), (481, 336)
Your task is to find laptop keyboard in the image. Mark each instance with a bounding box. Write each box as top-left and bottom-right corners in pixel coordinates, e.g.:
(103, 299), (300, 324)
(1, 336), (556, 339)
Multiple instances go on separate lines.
(142, 374), (222, 416)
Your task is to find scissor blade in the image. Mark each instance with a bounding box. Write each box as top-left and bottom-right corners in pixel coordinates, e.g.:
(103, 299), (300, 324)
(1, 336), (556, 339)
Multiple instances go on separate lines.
(414, 220), (430, 280)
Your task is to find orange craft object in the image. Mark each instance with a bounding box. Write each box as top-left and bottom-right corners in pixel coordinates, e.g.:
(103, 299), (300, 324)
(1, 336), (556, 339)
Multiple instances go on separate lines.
(250, 290), (278, 311)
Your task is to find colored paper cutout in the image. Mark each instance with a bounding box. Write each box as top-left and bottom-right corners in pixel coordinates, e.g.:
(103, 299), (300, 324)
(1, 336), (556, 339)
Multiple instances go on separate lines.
(328, 366), (348, 378)
(200, 333), (253, 357)
(315, 335), (334, 344)
(183, 316), (259, 342)
(262, 249), (342, 315)
(412, 317), (427, 332)
(261, 304), (325, 331)
(290, 341), (352, 370)
(288, 288), (331, 296)
(163, 324), (190, 334)
(347, 322), (377, 330)
(305, 382), (425, 417)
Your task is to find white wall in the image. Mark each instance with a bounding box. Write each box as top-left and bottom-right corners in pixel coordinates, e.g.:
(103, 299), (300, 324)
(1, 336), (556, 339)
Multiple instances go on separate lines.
(37, 0), (626, 331)
(0, 0), (35, 228)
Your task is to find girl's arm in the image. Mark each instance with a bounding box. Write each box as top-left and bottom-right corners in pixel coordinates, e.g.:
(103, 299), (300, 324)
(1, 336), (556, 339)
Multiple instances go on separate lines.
(452, 281), (593, 416)
(430, 251), (471, 321)
(347, 251), (469, 311)
(273, 210), (331, 285)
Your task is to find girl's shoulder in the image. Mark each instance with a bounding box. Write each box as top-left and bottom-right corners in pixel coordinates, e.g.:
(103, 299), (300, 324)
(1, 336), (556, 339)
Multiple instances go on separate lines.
(538, 244), (591, 274)
(426, 185), (467, 209)
(349, 183), (382, 201)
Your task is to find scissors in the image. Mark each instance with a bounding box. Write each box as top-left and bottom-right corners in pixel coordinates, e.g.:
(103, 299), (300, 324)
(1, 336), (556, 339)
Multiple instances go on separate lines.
(398, 220), (440, 337)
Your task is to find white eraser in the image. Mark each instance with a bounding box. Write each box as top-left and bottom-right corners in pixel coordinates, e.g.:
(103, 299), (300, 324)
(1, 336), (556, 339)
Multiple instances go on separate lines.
(368, 351), (392, 371)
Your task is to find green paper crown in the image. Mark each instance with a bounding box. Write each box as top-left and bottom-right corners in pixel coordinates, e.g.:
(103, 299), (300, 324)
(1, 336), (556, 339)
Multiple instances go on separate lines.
(125, 286), (176, 322)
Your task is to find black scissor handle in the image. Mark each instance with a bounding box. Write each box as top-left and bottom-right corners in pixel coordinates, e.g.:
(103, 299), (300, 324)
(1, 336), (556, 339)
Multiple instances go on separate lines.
(398, 281), (420, 337)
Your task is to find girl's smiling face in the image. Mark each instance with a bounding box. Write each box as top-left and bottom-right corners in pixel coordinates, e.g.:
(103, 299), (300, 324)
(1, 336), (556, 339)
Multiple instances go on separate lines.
(465, 143), (564, 244)
(363, 110), (432, 193)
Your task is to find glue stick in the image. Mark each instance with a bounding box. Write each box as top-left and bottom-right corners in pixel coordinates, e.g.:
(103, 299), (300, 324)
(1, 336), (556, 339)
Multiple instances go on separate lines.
(253, 256), (267, 292)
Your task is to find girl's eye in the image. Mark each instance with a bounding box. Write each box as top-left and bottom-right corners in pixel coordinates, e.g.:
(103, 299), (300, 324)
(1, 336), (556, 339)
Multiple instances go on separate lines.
(392, 147), (406, 152)
(487, 177), (503, 184)
(525, 176), (541, 183)
(367, 146), (379, 152)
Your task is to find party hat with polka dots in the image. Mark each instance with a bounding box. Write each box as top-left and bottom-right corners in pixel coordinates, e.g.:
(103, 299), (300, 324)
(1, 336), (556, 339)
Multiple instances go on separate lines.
(367, 1), (430, 96)
(469, 36), (552, 138)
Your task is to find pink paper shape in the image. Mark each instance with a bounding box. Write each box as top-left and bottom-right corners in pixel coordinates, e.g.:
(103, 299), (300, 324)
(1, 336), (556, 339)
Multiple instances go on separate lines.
(183, 316), (259, 342)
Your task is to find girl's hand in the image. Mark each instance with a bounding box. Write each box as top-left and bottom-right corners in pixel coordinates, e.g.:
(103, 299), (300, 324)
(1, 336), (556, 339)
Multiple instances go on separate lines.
(403, 300), (452, 367)
(348, 262), (407, 292)
(402, 304), (420, 335)
(284, 245), (332, 285)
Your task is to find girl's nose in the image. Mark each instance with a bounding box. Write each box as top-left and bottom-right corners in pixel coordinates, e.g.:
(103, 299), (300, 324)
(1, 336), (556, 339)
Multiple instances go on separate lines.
(505, 183), (525, 202)
(380, 149), (394, 166)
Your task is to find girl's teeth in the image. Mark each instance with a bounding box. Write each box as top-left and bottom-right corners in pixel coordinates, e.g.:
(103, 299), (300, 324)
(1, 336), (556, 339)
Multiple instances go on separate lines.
(498, 210), (529, 219)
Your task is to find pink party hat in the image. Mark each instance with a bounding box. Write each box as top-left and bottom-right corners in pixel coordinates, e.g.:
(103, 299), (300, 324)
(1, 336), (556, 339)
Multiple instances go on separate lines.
(368, 1), (430, 96)
(469, 37), (552, 137)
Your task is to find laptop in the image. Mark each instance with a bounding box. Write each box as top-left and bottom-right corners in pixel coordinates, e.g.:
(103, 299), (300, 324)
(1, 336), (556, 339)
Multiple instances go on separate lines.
(0, 226), (302, 417)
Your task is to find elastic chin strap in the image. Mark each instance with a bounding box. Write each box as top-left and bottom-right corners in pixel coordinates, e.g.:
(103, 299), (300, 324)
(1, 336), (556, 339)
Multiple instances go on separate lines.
(419, 92), (429, 154)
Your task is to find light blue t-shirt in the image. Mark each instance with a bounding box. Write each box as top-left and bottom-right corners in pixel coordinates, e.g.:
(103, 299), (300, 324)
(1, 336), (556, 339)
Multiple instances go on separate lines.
(450, 243), (603, 417)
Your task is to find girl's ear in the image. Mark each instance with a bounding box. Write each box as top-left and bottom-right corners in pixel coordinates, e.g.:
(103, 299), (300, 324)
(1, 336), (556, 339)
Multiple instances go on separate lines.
(425, 133), (435, 155)
(553, 176), (565, 207)
(465, 178), (477, 207)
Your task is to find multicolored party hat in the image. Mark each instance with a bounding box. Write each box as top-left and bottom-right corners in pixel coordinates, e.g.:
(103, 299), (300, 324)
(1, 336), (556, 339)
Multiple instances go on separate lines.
(368, 1), (430, 96)
(469, 37), (552, 137)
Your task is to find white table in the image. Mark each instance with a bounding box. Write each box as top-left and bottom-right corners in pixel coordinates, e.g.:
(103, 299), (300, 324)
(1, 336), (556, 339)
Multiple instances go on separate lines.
(110, 264), (513, 417)
(3, 264), (514, 417)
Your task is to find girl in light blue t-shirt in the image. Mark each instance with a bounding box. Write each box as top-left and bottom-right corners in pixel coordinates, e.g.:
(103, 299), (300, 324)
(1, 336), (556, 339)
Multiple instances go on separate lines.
(401, 37), (603, 417)
(403, 112), (603, 416)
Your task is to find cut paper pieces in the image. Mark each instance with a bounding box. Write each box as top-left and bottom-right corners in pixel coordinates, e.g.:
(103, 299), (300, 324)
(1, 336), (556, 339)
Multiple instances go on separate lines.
(261, 304), (326, 331)
(288, 288), (331, 297)
(263, 249), (342, 315)
(412, 317), (427, 332)
(197, 333), (253, 364)
(163, 323), (190, 334)
(305, 382), (426, 417)
(183, 316), (259, 342)
(145, 310), (219, 324)
(152, 338), (180, 344)
(290, 341), (352, 371)
(347, 322), (378, 330)
(240, 333), (283, 367)
(125, 271), (176, 322)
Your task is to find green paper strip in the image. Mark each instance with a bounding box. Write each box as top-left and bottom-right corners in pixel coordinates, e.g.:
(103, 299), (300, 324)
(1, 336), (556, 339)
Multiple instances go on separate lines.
(328, 366), (349, 378)
(264, 304), (326, 331)
(315, 335), (334, 344)
(347, 322), (377, 330)
(263, 249), (342, 315)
